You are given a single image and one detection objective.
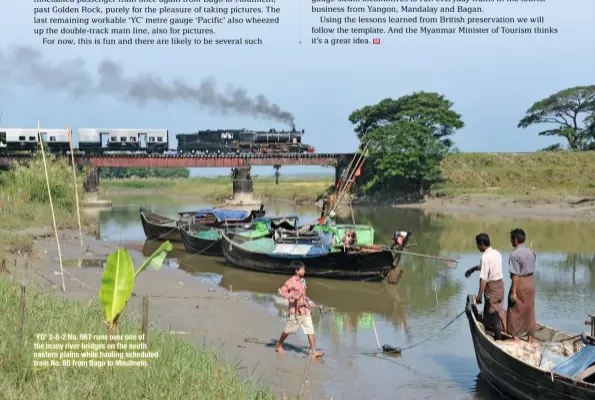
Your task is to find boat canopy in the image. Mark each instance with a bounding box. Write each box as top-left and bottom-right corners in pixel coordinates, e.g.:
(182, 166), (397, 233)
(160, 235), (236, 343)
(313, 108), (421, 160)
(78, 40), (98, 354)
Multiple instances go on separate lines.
(195, 208), (250, 221)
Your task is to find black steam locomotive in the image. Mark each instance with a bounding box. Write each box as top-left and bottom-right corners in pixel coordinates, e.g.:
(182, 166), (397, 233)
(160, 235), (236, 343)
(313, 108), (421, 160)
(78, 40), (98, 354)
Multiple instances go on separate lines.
(176, 128), (313, 154)
(0, 127), (315, 155)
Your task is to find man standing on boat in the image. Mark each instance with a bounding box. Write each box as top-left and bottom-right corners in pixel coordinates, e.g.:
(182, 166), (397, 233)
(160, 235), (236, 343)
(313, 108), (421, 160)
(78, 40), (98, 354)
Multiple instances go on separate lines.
(275, 261), (325, 358)
(506, 228), (536, 343)
(464, 233), (506, 340)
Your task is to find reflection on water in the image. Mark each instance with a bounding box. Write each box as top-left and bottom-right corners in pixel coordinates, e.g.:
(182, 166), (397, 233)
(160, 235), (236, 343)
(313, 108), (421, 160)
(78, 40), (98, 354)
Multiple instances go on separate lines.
(99, 196), (595, 399)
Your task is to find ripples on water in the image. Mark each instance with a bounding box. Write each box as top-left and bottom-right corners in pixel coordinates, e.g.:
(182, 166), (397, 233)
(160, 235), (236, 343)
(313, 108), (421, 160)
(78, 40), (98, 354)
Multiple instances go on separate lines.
(95, 197), (595, 399)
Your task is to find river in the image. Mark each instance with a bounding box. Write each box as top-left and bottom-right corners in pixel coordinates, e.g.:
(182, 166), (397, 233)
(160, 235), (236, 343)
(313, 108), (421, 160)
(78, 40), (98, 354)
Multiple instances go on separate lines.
(93, 194), (595, 399)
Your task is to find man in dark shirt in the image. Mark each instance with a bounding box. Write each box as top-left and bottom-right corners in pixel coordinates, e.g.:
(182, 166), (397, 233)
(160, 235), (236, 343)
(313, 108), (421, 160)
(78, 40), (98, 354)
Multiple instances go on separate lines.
(506, 228), (537, 343)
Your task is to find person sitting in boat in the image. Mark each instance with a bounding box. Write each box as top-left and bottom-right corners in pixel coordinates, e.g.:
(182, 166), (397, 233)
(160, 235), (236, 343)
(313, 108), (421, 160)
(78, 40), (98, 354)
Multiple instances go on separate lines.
(464, 233), (506, 340)
(342, 231), (357, 247)
(393, 231), (407, 248)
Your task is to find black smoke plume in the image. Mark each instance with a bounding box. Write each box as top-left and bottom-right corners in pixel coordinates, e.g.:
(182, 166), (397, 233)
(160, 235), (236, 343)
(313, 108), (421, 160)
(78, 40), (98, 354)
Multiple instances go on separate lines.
(0, 46), (295, 128)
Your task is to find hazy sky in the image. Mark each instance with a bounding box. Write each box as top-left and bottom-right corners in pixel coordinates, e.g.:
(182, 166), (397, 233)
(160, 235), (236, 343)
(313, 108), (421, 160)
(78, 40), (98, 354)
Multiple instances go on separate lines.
(1, 0), (593, 176)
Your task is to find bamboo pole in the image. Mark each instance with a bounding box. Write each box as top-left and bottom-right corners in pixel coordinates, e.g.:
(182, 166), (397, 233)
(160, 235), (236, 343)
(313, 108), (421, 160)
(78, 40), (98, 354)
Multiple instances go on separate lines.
(331, 151), (368, 215)
(334, 152), (366, 210)
(389, 248), (458, 264)
(336, 143), (368, 198)
(67, 125), (83, 249)
(38, 120), (66, 291)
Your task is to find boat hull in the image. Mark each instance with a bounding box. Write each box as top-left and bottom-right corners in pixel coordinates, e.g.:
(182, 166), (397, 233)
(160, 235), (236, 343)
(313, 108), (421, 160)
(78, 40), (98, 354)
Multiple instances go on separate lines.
(178, 223), (223, 257)
(140, 208), (182, 242)
(465, 295), (595, 400)
(220, 233), (396, 281)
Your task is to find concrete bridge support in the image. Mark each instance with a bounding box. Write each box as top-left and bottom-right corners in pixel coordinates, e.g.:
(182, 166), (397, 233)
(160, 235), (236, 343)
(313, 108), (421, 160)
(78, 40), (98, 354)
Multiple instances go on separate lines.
(229, 166), (260, 206)
(84, 167), (99, 193)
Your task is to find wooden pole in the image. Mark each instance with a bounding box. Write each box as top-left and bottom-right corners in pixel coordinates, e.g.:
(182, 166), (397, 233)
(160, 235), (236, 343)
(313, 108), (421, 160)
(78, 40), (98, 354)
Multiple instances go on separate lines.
(67, 125), (83, 249)
(142, 296), (149, 342)
(371, 317), (382, 351)
(38, 120), (65, 291)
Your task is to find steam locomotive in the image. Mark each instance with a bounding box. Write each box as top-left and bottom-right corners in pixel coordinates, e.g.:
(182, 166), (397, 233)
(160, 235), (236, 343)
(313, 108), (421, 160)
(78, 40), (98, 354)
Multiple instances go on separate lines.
(0, 128), (315, 155)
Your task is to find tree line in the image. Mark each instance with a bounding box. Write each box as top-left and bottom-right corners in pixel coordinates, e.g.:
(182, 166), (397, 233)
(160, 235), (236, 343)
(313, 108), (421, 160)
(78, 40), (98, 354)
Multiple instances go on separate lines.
(99, 167), (190, 179)
(349, 85), (595, 197)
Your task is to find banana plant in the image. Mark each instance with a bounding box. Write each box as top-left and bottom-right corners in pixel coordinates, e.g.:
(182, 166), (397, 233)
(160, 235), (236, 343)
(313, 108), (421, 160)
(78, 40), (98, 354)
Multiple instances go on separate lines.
(99, 241), (173, 334)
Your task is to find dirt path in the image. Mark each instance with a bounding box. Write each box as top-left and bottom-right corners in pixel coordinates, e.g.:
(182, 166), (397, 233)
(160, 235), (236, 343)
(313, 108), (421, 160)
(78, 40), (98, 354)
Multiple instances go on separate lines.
(6, 230), (330, 400)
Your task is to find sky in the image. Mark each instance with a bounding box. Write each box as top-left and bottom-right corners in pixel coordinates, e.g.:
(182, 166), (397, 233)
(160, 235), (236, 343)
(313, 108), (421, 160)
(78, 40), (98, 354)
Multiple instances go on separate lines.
(0, 0), (593, 176)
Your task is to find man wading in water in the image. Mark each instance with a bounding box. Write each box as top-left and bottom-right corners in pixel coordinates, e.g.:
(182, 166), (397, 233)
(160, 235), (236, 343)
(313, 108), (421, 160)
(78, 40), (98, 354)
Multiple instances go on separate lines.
(275, 261), (324, 358)
(465, 233), (506, 340)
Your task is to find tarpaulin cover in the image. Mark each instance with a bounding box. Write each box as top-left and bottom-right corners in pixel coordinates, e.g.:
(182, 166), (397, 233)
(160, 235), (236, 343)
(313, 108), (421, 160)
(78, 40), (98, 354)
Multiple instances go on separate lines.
(195, 208), (250, 221)
(552, 345), (595, 378)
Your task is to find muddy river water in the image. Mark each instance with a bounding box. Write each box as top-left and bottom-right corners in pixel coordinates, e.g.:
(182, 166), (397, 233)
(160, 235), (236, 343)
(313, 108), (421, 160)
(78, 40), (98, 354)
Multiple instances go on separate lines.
(93, 194), (595, 399)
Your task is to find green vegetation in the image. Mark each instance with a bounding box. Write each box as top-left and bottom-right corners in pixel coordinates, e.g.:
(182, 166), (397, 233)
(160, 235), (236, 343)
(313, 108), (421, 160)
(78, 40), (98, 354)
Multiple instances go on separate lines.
(518, 85), (595, 151)
(99, 167), (190, 179)
(102, 176), (334, 203)
(435, 152), (595, 198)
(0, 279), (276, 400)
(100, 243), (172, 334)
(348, 91), (464, 196)
(0, 154), (92, 256)
(347, 85), (594, 199)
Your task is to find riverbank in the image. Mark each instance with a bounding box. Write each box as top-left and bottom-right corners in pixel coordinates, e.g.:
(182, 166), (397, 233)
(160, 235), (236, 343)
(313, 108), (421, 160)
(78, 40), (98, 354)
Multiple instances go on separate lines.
(0, 277), (276, 399)
(101, 176), (334, 205)
(0, 230), (327, 399)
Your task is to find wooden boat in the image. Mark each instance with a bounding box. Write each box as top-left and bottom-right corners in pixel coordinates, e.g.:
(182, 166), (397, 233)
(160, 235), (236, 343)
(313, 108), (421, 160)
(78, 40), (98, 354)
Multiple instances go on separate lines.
(219, 228), (412, 281)
(140, 205), (266, 242)
(178, 221), (225, 257)
(139, 207), (186, 242)
(177, 205), (265, 228)
(177, 216), (280, 256)
(465, 294), (595, 399)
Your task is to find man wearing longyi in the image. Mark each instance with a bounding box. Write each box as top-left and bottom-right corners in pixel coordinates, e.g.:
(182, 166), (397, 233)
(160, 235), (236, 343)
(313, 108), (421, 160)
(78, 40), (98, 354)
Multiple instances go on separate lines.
(506, 228), (536, 343)
(465, 233), (506, 340)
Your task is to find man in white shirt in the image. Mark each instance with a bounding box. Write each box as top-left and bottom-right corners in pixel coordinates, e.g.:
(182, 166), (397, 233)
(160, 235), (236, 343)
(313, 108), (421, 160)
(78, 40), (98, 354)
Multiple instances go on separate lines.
(464, 233), (506, 340)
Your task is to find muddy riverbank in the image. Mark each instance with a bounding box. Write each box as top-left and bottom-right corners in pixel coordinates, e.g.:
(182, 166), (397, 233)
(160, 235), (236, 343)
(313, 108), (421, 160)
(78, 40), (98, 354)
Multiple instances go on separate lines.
(4, 230), (330, 400)
(391, 195), (595, 221)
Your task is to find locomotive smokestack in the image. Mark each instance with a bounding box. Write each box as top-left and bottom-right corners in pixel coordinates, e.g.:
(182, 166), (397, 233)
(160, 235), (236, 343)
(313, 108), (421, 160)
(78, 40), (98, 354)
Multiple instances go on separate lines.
(0, 45), (295, 128)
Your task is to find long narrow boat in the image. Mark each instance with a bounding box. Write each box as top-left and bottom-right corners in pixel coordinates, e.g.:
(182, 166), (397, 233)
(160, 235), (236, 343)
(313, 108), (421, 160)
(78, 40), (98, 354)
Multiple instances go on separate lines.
(178, 205), (266, 228)
(465, 294), (595, 399)
(178, 216), (299, 256)
(140, 207), (185, 242)
(219, 228), (412, 281)
(139, 206), (266, 242)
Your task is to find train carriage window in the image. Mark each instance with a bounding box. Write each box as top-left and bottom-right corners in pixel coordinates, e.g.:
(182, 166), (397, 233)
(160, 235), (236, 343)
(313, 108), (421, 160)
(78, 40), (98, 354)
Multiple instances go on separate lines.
(111, 137), (118, 141)
(29, 136), (35, 141)
(120, 137), (126, 142)
(129, 137), (136, 142)
(50, 136), (56, 141)
(157, 137), (163, 142)
(19, 136), (25, 141)
(149, 137), (155, 142)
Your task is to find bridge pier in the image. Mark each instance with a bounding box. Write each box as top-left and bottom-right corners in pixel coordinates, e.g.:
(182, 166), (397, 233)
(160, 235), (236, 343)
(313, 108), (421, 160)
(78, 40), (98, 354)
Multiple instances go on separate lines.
(83, 167), (99, 193)
(227, 166), (261, 207)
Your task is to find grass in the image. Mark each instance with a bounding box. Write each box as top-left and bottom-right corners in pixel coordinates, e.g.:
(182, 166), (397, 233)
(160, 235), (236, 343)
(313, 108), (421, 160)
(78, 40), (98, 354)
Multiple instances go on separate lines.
(102, 176), (334, 204)
(0, 279), (276, 400)
(0, 154), (95, 255)
(434, 152), (595, 199)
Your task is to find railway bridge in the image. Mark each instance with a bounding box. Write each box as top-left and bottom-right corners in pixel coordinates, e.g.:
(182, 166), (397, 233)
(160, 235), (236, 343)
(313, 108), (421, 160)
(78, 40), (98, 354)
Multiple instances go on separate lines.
(0, 153), (354, 192)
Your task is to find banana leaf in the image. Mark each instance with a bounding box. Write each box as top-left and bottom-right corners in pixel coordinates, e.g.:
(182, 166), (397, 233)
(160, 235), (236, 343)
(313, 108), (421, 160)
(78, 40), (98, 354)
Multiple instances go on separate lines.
(134, 240), (173, 278)
(99, 248), (135, 326)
